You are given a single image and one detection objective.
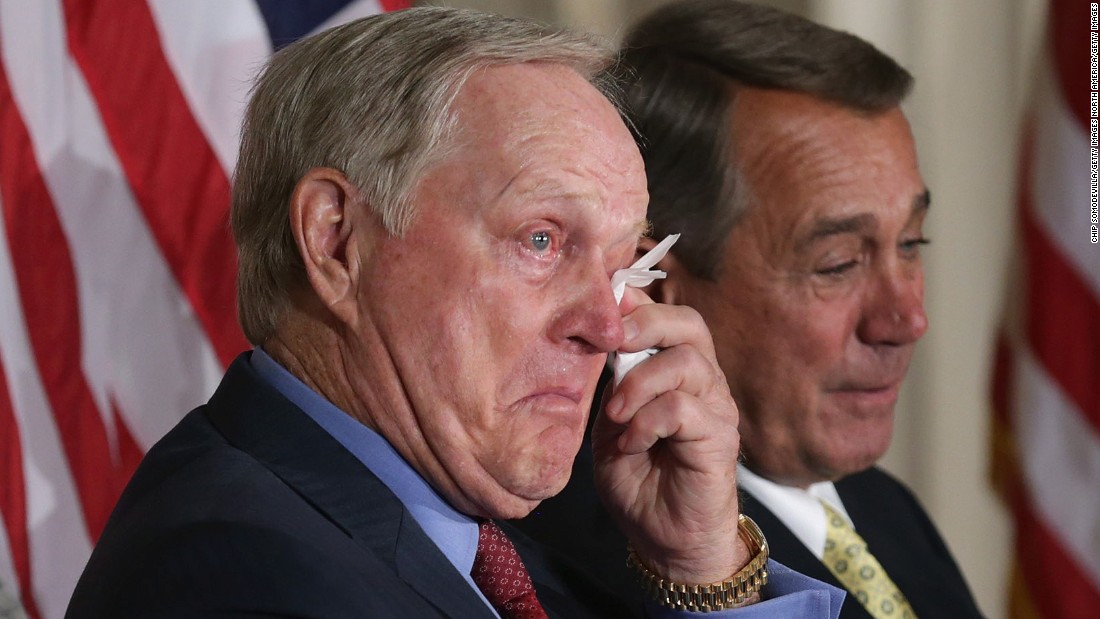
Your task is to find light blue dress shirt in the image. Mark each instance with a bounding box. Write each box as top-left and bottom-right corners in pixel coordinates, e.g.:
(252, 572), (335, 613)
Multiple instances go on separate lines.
(250, 348), (843, 618)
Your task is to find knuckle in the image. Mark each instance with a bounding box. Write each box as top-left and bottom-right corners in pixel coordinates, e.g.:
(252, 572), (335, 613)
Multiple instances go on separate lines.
(681, 305), (708, 331)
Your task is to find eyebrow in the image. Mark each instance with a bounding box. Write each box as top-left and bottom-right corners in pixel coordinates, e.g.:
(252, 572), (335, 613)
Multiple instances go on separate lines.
(612, 219), (653, 251)
(796, 188), (931, 252)
(797, 213), (877, 252)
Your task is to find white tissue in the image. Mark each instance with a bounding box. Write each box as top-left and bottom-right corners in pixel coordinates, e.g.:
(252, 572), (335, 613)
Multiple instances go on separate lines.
(609, 233), (680, 386)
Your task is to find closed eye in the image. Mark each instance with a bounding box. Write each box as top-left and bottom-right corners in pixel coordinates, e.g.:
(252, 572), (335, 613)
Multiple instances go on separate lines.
(816, 260), (859, 277)
(900, 237), (930, 256)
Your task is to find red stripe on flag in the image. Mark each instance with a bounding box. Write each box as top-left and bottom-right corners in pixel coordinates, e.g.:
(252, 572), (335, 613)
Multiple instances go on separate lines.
(1006, 471), (1100, 618)
(109, 394), (144, 480)
(995, 387), (1100, 618)
(1050, 0), (1091, 130)
(60, 0), (247, 367)
(0, 361), (42, 619)
(1019, 191), (1100, 435)
(0, 58), (137, 542)
(379, 0), (412, 13)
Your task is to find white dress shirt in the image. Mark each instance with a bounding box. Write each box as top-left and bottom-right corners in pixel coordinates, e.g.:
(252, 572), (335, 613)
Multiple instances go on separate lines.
(737, 464), (856, 559)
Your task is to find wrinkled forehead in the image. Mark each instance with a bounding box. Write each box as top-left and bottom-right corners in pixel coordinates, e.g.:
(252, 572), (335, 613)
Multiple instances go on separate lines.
(432, 62), (649, 223)
(731, 90), (921, 220)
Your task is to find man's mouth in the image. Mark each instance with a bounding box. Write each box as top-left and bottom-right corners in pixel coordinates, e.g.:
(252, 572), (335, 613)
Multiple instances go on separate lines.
(826, 381), (901, 408)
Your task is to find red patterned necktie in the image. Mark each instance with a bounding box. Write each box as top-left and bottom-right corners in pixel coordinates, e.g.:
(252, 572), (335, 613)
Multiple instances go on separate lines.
(471, 520), (548, 619)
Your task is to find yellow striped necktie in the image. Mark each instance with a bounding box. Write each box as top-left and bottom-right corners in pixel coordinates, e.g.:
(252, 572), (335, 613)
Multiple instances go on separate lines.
(821, 501), (918, 619)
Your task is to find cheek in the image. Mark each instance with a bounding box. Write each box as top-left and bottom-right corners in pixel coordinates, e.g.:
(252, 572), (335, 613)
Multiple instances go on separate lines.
(363, 256), (498, 407)
(481, 294), (544, 356)
(786, 311), (845, 366)
(794, 293), (863, 364)
(742, 294), (837, 369)
(728, 300), (851, 423)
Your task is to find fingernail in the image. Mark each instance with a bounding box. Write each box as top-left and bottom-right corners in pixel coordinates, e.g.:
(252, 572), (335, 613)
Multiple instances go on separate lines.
(622, 317), (639, 341)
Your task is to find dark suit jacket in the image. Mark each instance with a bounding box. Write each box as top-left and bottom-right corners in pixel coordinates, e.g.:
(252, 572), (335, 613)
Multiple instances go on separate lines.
(65, 354), (633, 619)
(741, 468), (985, 619)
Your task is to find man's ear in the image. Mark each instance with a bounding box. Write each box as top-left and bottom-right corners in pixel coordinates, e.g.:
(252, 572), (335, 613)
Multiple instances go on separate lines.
(288, 167), (365, 326)
(636, 236), (688, 306)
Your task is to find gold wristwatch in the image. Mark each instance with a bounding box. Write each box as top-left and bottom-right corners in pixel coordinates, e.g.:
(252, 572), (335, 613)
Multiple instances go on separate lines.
(627, 514), (769, 612)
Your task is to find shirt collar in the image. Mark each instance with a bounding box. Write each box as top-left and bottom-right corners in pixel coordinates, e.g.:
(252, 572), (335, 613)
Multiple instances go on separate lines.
(737, 463), (853, 559)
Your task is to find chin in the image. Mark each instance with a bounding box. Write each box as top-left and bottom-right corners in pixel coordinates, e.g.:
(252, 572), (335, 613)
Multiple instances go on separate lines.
(488, 475), (566, 519)
(824, 442), (891, 479)
(484, 452), (574, 518)
(536, 420), (584, 468)
(825, 411), (894, 470)
(532, 452), (576, 497)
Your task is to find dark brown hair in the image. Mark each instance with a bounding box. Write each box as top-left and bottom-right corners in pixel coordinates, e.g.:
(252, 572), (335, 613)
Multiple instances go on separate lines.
(620, 0), (913, 278)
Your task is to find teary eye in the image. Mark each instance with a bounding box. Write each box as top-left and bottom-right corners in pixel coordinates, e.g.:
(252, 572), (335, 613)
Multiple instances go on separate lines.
(516, 222), (562, 261)
(530, 230), (552, 252)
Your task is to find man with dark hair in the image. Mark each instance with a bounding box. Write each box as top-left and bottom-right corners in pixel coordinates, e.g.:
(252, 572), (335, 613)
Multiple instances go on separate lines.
(519, 2), (983, 618)
(64, 7), (843, 618)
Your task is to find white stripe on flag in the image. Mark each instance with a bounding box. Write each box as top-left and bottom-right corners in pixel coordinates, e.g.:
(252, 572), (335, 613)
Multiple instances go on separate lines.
(0, 2), (399, 616)
(0, 192), (92, 619)
(1031, 58), (1100, 298)
(147, 0), (272, 175)
(2, 0), (224, 450)
(1013, 338), (1100, 587)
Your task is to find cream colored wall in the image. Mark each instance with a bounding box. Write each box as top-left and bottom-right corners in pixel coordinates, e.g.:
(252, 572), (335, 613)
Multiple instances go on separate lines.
(430, 1), (1050, 616)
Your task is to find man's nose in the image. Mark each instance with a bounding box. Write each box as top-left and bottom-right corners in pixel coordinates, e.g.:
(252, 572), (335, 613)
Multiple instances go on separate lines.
(857, 263), (929, 346)
(548, 258), (625, 354)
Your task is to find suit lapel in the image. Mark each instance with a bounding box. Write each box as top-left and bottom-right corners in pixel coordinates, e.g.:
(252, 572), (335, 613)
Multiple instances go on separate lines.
(392, 514), (496, 619)
(206, 354), (495, 619)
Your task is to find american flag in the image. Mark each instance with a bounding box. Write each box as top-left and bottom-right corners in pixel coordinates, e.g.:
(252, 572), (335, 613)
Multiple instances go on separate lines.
(0, 1), (406, 617)
(992, 0), (1100, 616)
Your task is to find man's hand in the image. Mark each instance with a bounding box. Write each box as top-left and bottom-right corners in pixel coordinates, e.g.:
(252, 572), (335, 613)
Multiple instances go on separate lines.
(593, 286), (749, 585)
